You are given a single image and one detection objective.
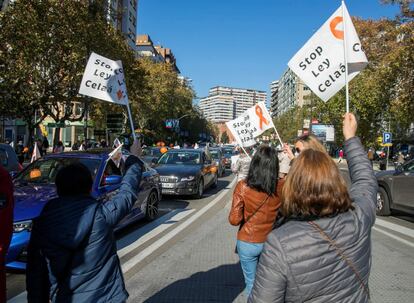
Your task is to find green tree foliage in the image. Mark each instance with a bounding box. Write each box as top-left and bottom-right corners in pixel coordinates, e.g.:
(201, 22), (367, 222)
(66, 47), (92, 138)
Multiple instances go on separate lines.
(0, 0), (134, 143)
(220, 132), (229, 144)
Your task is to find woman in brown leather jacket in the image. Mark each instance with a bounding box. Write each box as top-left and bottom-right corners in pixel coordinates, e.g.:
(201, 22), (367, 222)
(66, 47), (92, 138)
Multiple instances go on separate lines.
(229, 145), (282, 296)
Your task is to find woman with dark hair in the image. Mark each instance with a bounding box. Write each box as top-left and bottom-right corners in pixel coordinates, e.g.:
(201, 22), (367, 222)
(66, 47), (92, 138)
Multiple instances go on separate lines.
(249, 113), (377, 303)
(229, 145), (282, 296)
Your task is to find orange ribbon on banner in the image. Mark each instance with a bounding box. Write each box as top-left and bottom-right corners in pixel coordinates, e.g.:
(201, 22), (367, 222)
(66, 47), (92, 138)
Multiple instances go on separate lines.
(255, 105), (269, 130)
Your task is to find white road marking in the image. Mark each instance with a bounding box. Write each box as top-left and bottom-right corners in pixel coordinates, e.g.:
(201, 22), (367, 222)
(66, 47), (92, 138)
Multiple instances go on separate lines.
(375, 218), (414, 238)
(118, 208), (195, 258)
(7, 291), (25, 303)
(121, 177), (237, 273)
(373, 227), (414, 248)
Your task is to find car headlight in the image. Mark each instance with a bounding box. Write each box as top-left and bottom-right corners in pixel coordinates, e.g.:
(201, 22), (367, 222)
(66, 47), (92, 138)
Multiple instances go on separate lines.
(13, 220), (33, 233)
(181, 176), (195, 182)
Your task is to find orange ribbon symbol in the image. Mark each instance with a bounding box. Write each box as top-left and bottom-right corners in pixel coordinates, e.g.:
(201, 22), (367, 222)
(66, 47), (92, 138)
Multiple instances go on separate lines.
(330, 16), (344, 40)
(255, 105), (269, 130)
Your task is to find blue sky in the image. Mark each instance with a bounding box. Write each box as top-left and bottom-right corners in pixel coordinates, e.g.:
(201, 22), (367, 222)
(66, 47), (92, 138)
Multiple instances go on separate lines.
(137, 0), (400, 101)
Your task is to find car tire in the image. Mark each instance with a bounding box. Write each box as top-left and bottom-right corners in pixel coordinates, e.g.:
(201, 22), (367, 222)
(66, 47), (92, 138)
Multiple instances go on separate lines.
(211, 174), (218, 188)
(194, 179), (204, 199)
(145, 190), (159, 221)
(376, 187), (391, 216)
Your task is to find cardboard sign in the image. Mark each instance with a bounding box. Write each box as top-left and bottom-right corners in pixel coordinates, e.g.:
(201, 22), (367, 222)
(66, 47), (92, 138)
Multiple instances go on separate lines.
(226, 102), (273, 147)
(288, 3), (367, 102)
(79, 52), (129, 105)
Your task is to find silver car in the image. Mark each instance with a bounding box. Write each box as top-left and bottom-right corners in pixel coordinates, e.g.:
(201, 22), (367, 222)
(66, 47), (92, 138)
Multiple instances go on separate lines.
(376, 159), (414, 216)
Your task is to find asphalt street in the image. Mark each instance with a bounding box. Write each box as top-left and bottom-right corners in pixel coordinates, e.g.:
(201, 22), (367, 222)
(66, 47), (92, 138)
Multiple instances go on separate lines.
(7, 169), (414, 302)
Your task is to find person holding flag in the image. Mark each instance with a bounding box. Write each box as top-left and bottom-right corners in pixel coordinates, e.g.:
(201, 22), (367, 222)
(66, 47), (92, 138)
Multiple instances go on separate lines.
(249, 113), (376, 303)
(26, 140), (143, 303)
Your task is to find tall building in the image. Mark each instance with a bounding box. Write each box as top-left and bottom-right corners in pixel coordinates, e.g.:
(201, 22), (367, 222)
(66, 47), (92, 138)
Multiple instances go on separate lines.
(199, 86), (267, 123)
(107, 0), (138, 51)
(136, 34), (180, 73)
(269, 80), (279, 118)
(271, 68), (311, 118)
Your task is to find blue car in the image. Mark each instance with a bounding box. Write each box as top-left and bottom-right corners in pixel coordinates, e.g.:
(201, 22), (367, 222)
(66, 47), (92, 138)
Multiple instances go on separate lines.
(6, 149), (161, 270)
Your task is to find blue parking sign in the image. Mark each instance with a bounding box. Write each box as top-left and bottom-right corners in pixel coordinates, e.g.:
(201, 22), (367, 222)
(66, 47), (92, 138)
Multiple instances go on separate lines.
(383, 132), (392, 144)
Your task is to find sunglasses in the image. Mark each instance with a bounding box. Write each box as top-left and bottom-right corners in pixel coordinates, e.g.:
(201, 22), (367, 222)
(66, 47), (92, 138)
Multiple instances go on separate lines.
(295, 147), (301, 153)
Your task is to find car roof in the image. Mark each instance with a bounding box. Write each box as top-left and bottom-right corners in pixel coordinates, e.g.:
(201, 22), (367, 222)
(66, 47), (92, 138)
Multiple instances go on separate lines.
(166, 149), (203, 153)
(44, 148), (115, 160)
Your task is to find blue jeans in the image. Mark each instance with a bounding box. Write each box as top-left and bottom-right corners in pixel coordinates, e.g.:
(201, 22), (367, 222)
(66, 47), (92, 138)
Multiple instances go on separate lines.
(237, 240), (264, 296)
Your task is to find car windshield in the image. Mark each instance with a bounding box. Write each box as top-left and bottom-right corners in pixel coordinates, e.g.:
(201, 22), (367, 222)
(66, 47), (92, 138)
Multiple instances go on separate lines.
(15, 157), (101, 184)
(158, 151), (201, 165)
(223, 148), (236, 156)
(210, 150), (220, 159)
(143, 148), (161, 157)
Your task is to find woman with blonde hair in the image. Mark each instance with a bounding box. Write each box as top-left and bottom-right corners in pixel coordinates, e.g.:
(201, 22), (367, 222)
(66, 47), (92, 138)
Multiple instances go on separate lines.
(249, 113), (377, 303)
(284, 133), (326, 160)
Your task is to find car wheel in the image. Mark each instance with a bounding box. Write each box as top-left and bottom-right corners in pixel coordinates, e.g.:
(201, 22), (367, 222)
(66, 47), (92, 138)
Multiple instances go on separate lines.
(376, 187), (391, 216)
(145, 190), (159, 221)
(194, 179), (204, 199)
(211, 174), (218, 188)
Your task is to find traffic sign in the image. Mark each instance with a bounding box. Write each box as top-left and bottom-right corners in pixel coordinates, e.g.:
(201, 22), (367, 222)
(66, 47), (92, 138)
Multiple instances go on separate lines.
(382, 132), (392, 144)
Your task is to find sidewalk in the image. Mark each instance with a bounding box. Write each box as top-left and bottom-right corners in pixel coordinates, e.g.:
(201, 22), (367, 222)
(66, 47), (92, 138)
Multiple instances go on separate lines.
(126, 188), (414, 302)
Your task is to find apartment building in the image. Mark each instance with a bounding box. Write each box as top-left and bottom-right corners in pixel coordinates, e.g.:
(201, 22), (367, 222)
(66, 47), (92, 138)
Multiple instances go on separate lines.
(107, 0), (138, 51)
(271, 68), (311, 118)
(199, 86), (266, 123)
(269, 80), (279, 118)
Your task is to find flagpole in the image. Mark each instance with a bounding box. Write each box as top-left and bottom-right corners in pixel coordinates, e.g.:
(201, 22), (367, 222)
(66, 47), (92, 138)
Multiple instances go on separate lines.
(126, 104), (137, 141)
(342, 0), (350, 113)
(272, 125), (284, 146)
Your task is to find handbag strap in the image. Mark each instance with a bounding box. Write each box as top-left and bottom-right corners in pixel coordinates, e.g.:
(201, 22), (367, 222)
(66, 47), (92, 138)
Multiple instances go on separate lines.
(308, 221), (370, 299)
(239, 194), (270, 230)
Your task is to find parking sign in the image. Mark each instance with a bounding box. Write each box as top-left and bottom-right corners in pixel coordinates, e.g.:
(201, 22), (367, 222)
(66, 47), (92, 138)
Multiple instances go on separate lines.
(382, 132), (392, 144)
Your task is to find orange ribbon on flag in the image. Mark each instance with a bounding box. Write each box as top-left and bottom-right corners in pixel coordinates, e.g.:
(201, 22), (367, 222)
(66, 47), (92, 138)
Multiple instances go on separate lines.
(255, 105), (269, 130)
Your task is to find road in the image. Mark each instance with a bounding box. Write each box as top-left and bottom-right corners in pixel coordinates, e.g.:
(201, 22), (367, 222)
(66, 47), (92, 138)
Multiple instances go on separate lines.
(7, 169), (414, 302)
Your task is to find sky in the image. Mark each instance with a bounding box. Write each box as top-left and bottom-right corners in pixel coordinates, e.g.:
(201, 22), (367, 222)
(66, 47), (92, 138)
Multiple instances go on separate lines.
(137, 0), (400, 102)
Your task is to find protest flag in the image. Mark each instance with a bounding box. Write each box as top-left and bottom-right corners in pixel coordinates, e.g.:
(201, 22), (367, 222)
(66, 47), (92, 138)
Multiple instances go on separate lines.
(79, 52), (136, 140)
(113, 138), (122, 148)
(108, 144), (123, 168)
(226, 102), (283, 149)
(288, 1), (368, 111)
(31, 143), (41, 163)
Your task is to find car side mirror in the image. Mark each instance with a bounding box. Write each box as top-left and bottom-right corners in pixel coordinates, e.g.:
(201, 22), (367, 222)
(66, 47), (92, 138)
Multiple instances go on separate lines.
(103, 175), (122, 186)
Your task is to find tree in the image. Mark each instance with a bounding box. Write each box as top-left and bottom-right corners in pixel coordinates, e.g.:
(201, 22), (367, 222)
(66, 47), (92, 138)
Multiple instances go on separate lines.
(220, 132), (229, 144)
(0, 0), (136, 145)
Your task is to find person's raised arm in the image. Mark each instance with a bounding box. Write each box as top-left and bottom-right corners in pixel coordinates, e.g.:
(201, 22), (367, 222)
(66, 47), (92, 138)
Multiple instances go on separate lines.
(343, 113), (378, 226)
(102, 140), (143, 227)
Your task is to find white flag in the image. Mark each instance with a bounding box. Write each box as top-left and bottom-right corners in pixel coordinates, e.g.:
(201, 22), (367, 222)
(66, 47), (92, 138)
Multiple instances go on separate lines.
(79, 52), (129, 105)
(226, 102), (274, 147)
(108, 144), (123, 168)
(113, 138), (122, 148)
(288, 2), (368, 102)
(31, 143), (41, 163)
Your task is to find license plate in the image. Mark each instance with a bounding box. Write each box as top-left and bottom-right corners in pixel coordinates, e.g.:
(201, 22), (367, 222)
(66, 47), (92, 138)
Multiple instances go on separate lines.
(162, 183), (175, 189)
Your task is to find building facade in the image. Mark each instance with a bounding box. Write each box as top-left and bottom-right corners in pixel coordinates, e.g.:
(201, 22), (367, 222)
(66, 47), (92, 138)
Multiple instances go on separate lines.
(271, 68), (311, 118)
(199, 86), (266, 143)
(107, 0), (138, 51)
(199, 86), (266, 123)
(269, 80), (279, 118)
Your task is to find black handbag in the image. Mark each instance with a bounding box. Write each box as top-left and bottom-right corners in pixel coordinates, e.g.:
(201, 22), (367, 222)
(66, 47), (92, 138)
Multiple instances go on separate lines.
(234, 194), (270, 254)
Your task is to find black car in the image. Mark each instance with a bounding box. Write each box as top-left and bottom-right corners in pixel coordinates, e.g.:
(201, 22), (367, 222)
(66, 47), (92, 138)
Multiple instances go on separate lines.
(142, 147), (164, 164)
(209, 147), (225, 177)
(0, 143), (22, 174)
(154, 149), (217, 198)
(222, 147), (238, 169)
(376, 159), (414, 216)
